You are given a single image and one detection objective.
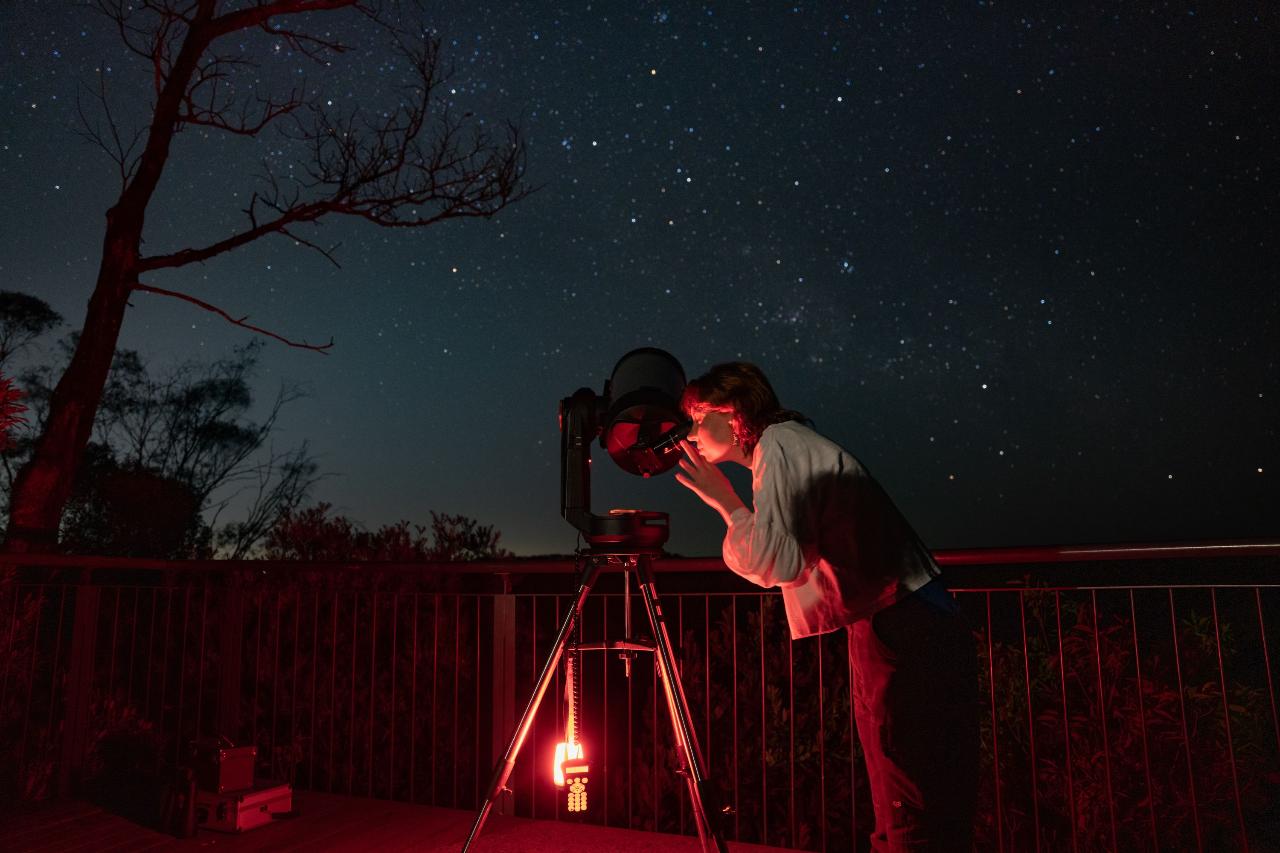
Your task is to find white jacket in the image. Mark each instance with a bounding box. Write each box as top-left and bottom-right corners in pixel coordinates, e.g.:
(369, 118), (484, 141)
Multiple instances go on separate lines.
(722, 421), (938, 639)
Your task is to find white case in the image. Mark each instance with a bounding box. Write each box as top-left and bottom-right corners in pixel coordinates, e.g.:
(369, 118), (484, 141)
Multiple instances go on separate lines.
(196, 781), (292, 832)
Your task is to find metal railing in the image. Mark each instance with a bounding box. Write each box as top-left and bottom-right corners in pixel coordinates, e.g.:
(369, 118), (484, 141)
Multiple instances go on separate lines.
(1, 543), (1277, 852)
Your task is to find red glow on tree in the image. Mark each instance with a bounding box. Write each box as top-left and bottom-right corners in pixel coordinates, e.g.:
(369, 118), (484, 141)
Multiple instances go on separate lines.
(0, 374), (24, 452)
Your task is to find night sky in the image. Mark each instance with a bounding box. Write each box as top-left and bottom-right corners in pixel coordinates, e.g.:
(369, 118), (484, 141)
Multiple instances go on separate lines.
(1, 3), (1275, 557)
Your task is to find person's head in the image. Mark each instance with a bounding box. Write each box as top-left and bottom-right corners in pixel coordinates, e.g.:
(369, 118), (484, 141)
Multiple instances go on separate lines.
(680, 362), (806, 462)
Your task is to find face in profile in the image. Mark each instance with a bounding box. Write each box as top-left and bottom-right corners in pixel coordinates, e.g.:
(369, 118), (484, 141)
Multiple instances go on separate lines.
(687, 407), (738, 464)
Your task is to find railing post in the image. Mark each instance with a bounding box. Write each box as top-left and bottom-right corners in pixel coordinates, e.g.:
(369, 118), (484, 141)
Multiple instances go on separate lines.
(491, 572), (516, 815)
(217, 583), (244, 742)
(58, 573), (99, 797)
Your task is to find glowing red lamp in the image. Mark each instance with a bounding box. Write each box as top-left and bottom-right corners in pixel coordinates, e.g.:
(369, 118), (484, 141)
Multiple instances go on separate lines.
(553, 740), (589, 812)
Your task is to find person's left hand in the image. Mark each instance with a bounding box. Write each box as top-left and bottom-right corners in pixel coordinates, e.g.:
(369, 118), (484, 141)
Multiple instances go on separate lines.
(675, 440), (746, 523)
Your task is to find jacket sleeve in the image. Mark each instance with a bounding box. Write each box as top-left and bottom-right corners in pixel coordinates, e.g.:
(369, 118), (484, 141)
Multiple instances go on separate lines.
(721, 433), (813, 588)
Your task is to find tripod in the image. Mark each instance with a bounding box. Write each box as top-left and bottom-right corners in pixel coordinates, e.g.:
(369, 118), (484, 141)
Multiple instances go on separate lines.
(461, 551), (728, 852)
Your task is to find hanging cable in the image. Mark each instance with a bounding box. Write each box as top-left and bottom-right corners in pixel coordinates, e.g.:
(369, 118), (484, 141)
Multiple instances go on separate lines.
(554, 553), (590, 811)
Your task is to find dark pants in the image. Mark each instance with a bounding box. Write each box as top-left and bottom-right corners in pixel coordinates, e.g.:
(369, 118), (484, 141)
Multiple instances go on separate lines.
(848, 588), (980, 852)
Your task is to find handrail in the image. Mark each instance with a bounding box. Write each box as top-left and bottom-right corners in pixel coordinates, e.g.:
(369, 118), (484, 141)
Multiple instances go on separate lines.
(2, 539), (1278, 575)
(933, 539), (1280, 564)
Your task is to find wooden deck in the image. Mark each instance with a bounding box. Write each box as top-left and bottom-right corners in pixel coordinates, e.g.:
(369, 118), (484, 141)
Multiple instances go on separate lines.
(1, 791), (804, 852)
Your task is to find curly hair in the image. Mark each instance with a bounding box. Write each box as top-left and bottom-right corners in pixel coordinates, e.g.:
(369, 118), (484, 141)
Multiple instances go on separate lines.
(680, 361), (808, 456)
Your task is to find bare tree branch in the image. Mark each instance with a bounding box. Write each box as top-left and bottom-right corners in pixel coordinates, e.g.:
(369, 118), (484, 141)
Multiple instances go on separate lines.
(258, 17), (349, 62)
(177, 53), (307, 136)
(206, 0), (362, 38)
(74, 68), (147, 189)
(6, 0), (531, 551)
(138, 199), (330, 270)
(212, 441), (324, 558)
(137, 26), (529, 273)
(279, 226), (342, 267)
(133, 283), (334, 352)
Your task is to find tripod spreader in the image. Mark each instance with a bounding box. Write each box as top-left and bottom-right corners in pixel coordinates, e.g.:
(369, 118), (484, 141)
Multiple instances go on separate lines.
(573, 639), (655, 653)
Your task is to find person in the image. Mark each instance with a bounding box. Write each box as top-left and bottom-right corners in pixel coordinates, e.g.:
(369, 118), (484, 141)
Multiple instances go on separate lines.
(674, 361), (979, 853)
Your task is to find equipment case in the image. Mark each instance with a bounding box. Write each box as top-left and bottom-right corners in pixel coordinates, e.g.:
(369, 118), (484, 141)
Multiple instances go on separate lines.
(191, 740), (256, 794)
(195, 780), (292, 833)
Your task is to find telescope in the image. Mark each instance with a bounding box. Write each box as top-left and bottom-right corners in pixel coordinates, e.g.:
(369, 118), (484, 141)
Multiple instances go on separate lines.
(558, 347), (691, 552)
(464, 347), (728, 853)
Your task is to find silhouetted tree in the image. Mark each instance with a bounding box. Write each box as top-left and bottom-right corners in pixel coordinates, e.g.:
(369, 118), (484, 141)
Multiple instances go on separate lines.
(425, 511), (512, 561)
(59, 448), (208, 557)
(262, 502), (511, 561)
(9, 337), (320, 556)
(0, 292), (63, 371)
(214, 442), (318, 558)
(5, 1), (528, 552)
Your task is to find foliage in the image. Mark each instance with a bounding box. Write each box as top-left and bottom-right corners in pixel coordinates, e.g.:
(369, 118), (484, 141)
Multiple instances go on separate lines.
(0, 290), (48, 547)
(59, 447), (211, 558)
(0, 290), (63, 369)
(0, 372), (24, 451)
(262, 502), (512, 562)
(0, 291), (57, 552)
(85, 340), (301, 512)
(83, 695), (164, 785)
(973, 592), (1273, 852)
(0, 591), (58, 801)
(426, 512), (515, 562)
(6, 333), (318, 557)
(626, 597), (853, 849)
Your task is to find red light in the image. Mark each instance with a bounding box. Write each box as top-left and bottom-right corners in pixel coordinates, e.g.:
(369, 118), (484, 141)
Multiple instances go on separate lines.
(552, 741), (582, 787)
(553, 742), (589, 812)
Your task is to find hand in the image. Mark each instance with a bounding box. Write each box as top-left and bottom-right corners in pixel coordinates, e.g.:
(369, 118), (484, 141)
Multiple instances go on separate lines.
(675, 440), (746, 524)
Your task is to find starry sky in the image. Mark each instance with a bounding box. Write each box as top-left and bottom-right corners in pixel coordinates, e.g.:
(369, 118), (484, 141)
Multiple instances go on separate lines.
(1, 3), (1276, 557)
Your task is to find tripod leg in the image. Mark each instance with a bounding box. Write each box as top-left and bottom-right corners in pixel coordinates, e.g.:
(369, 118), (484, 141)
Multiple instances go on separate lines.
(635, 557), (729, 853)
(461, 561), (600, 852)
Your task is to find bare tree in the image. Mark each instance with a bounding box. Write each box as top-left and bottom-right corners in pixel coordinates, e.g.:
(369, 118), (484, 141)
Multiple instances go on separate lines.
(5, 1), (528, 552)
(214, 442), (322, 558)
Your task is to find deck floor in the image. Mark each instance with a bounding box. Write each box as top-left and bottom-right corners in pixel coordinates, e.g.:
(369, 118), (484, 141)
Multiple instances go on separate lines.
(2, 791), (803, 853)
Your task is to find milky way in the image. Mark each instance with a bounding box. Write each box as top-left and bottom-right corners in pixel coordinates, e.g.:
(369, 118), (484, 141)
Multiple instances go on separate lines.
(1, 4), (1275, 555)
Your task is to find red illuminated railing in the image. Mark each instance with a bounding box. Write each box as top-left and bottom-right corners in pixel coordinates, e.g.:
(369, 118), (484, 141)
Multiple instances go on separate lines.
(1, 542), (1278, 852)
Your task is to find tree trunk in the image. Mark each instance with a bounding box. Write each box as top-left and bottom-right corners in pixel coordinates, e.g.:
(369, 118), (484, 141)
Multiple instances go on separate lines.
(3, 7), (207, 553)
(4, 220), (137, 552)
